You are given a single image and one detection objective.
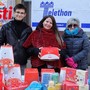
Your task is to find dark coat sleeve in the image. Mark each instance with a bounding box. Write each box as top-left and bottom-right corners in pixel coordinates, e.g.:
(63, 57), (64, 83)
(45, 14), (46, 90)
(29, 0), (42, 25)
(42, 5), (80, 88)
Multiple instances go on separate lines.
(26, 47), (40, 56)
(73, 33), (90, 62)
(0, 25), (7, 46)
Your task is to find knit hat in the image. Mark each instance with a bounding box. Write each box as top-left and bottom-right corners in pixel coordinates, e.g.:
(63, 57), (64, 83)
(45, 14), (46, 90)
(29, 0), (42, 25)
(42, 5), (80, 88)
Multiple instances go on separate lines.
(66, 18), (80, 29)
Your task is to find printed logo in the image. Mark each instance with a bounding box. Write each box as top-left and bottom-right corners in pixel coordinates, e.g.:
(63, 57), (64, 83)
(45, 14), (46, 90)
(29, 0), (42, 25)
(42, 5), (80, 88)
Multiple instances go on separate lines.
(0, 1), (4, 6)
(40, 1), (72, 17)
(0, 1), (12, 20)
(40, 1), (54, 17)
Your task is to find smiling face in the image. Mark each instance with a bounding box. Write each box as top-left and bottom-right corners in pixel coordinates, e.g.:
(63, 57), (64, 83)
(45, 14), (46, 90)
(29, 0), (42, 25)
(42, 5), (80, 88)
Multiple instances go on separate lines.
(14, 9), (26, 21)
(43, 17), (53, 30)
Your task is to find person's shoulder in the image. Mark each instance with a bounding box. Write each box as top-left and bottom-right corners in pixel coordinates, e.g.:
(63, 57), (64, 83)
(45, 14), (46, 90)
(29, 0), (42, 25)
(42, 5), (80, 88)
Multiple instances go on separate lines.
(32, 30), (39, 34)
(1, 20), (12, 28)
(30, 30), (39, 36)
(23, 22), (32, 29)
(78, 28), (84, 34)
(22, 22), (30, 27)
(79, 28), (88, 37)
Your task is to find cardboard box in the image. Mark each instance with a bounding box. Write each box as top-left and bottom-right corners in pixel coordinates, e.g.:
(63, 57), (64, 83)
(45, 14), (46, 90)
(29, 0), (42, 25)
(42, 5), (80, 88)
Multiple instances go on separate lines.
(24, 68), (39, 85)
(40, 47), (59, 61)
(62, 81), (78, 90)
(66, 68), (76, 82)
(76, 70), (88, 85)
(4, 80), (28, 90)
(5, 64), (22, 81)
(0, 73), (3, 90)
(79, 84), (89, 90)
(0, 45), (14, 65)
(0, 45), (14, 66)
(65, 83), (78, 90)
(60, 67), (88, 85)
(41, 69), (55, 85)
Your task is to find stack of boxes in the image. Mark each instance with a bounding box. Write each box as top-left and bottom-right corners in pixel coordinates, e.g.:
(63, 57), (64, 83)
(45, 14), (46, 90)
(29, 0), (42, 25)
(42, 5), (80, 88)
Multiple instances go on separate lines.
(0, 45), (28, 90)
(60, 67), (89, 90)
(0, 45), (89, 90)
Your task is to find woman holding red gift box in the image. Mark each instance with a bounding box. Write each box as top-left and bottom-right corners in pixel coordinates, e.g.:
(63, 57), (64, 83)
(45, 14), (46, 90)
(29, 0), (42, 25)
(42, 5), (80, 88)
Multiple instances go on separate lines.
(23, 15), (66, 75)
(63, 18), (90, 70)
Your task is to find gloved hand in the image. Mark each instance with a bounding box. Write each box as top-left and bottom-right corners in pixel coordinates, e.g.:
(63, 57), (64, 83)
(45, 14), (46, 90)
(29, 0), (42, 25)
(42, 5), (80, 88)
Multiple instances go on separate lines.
(65, 57), (77, 68)
(59, 49), (68, 58)
(27, 47), (40, 56)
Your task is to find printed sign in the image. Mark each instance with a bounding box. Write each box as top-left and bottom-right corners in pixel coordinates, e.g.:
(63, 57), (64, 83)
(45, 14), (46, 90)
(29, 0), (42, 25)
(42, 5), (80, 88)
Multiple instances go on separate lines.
(0, 0), (14, 28)
(31, 0), (90, 31)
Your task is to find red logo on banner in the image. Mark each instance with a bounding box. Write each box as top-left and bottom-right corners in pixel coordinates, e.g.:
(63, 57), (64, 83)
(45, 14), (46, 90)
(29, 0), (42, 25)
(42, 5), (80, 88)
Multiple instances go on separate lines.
(0, 6), (13, 20)
(0, 1), (4, 6)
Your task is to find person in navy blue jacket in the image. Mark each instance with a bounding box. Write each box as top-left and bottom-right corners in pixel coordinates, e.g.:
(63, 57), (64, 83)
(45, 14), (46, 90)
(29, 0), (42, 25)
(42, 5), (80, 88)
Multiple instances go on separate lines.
(63, 17), (90, 70)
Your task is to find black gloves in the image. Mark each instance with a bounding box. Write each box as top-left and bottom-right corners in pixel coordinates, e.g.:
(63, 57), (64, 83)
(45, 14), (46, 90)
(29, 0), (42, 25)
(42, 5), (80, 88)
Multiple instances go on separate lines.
(27, 47), (40, 56)
(59, 49), (69, 59)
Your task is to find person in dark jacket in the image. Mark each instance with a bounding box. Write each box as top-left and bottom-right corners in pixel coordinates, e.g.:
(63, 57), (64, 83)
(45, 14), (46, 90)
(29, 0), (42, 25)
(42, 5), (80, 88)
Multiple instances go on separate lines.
(63, 17), (90, 70)
(0, 4), (32, 75)
(23, 15), (66, 75)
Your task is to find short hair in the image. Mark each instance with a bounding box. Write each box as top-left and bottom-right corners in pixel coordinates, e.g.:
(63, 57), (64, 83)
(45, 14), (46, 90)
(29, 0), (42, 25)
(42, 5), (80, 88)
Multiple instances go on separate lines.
(66, 18), (80, 28)
(14, 4), (26, 13)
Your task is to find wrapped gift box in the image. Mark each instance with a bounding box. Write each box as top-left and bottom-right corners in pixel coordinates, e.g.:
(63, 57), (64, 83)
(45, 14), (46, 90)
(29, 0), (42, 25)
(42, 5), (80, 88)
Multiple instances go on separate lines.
(62, 81), (78, 90)
(66, 68), (76, 82)
(24, 68), (39, 85)
(0, 45), (14, 66)
(76, 69), (88, 85)
(5, 64), (22, 81)
(3, 64), (28, 90)
(0, 73), (3, 90)
(41, 69), (55, 86)
(40, 47), (59, 61)
(79, 84), (89, 90)
(62, 81), (89, 90)
(4, 78), (28, 90)
(59, 67), (88, 85)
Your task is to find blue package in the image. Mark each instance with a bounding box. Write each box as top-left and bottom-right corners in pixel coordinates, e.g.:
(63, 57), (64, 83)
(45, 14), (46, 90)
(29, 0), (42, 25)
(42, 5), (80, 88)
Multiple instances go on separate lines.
(25, 81), (42, 90)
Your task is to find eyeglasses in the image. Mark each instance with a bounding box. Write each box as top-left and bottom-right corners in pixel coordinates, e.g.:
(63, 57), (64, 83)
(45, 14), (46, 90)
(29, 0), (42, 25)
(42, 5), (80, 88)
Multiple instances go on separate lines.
(15, 11), (25, 15)
(68, 24), (78, 28)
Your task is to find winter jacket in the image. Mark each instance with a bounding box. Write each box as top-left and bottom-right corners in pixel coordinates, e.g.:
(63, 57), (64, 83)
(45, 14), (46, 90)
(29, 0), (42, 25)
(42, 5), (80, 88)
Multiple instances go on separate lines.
(63, 28), (90, 70)
(0, 20), (32, 65)
(23, 28), (66, 68)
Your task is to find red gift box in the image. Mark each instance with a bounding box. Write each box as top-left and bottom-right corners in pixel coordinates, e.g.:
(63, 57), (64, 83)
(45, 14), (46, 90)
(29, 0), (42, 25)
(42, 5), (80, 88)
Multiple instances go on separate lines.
(62, 81), (78, 90)
(24, 68), (39, 85)
(40, 47), (59, 61)
(0, 73), (3, 90)
(66, 68), (76, 82)
(4, 78), (28, 90)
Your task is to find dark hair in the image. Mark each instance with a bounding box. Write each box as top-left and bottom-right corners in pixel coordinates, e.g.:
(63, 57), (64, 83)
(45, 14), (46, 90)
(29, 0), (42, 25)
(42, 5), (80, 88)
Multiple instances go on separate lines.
(36, 15), (57, 31)
(36, 15), (64, 47)
(14, 4), (26, 13)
